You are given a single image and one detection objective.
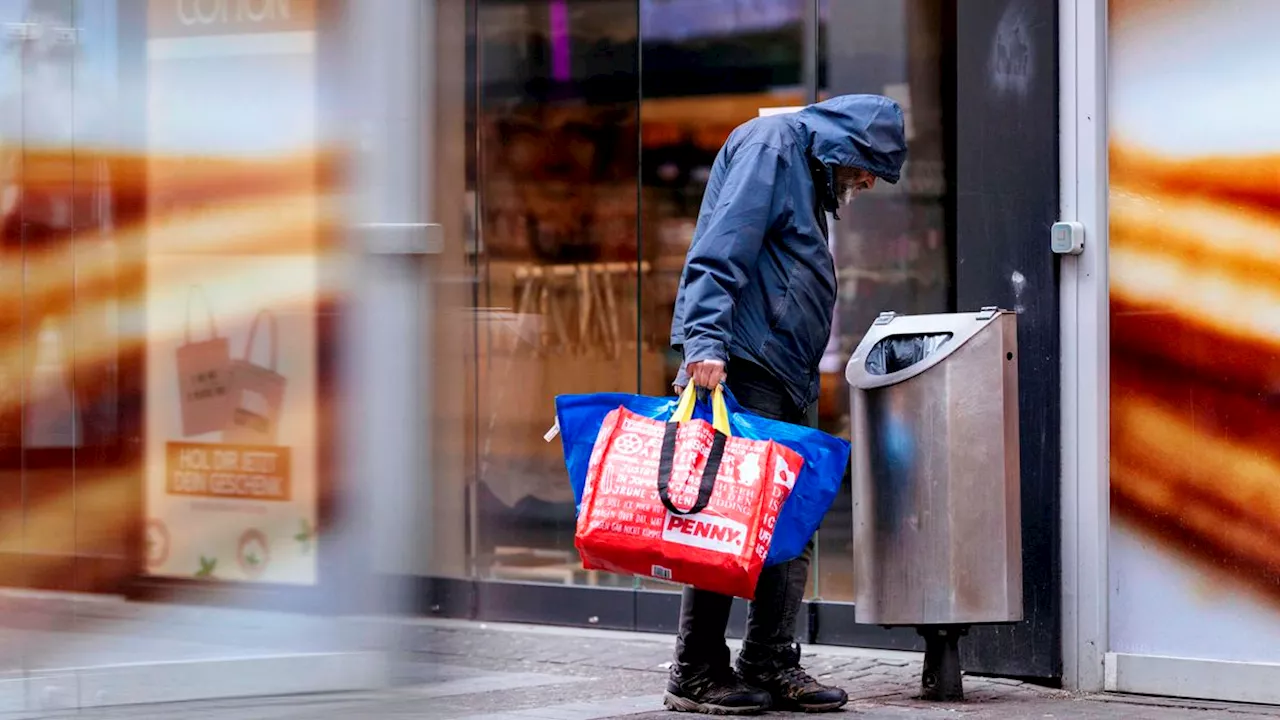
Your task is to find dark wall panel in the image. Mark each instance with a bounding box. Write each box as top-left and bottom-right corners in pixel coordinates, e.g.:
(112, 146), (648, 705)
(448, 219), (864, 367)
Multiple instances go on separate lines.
(954, 0), (1060, 680)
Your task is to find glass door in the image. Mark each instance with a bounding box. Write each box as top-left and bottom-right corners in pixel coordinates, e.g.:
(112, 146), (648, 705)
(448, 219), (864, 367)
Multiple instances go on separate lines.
(467, 0), (642, 591)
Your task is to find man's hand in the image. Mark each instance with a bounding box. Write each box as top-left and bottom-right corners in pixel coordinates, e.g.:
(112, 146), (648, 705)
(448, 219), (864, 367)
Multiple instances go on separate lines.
(686, 359), (727, 390)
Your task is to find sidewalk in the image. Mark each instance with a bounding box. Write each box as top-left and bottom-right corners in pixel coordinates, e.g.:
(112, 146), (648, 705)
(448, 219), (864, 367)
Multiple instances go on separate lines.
(25, 618), (1280, 719)
(0, 591), (385, 715)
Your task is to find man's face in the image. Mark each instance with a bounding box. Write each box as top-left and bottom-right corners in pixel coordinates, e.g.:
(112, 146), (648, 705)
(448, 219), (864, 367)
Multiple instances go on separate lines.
(833, 166), (877, 207)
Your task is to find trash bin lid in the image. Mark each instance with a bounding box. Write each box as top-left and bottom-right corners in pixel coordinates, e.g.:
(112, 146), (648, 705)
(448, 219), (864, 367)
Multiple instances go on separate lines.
(845, 307), (1010, 390)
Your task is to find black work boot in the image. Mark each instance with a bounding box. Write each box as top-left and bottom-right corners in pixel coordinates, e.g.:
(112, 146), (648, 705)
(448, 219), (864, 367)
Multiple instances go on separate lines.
(736, 644), (848, 713)
(665, 661), (772, 715)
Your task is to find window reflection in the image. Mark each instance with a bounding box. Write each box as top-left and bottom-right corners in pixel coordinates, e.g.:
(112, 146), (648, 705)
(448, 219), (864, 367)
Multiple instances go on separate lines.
(470, 0), (640, 587)
(814, 0), (953, 603)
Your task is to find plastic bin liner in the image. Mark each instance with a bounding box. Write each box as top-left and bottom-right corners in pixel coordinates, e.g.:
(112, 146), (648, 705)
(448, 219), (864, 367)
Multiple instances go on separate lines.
(556, 388), (850, 566)
(865, 333), (952, 375)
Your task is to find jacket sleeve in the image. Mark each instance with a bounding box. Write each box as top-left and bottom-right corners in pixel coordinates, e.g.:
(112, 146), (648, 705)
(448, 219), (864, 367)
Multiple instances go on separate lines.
(679, 142), (790, 366)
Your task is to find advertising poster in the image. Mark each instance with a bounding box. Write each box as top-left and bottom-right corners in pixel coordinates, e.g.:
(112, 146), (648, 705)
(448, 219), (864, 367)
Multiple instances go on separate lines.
(143, 0), (321, 584)
(1110, 0), (1280, 659)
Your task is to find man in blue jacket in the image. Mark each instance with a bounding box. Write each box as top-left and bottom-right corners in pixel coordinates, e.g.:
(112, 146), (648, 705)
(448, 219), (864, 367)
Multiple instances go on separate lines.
(666, 95), (908, 715)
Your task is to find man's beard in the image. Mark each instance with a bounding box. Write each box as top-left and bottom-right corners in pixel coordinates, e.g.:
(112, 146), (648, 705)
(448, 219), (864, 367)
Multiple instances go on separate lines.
(837, 184), (858, 208)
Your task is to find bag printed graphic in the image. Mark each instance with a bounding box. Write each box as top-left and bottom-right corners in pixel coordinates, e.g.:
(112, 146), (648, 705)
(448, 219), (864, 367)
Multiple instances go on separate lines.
(224, 310), (286, 444)
(556, 386), (849, 566)
(574, 386), (802, 599)
(176, 287), (233, 437)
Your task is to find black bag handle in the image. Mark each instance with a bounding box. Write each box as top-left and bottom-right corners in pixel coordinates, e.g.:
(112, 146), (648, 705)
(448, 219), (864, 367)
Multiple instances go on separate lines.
(657, 421), (727, 516)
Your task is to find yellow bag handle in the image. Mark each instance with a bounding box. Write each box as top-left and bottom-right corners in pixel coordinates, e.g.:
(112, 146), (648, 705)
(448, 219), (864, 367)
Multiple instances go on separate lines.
(672, 383), (698, 424)
(673, 384), (731, 436)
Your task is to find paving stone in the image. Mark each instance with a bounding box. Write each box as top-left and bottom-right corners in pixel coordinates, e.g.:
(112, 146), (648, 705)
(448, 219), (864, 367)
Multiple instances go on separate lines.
(848, 683), (908, 701)
(833, 668), (885, 682)
(616, 659), (663, 672)
(854, 672), (904, 684)
(407, 670), (590, 699)
(482, 695), (665, 720)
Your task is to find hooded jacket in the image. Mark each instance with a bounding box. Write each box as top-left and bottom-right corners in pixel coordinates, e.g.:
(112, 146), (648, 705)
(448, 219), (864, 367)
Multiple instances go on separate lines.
(670, 94), (908, 412)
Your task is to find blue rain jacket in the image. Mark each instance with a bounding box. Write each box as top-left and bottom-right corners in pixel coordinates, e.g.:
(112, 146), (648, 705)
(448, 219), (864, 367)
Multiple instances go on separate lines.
(670, 95), (908, 411)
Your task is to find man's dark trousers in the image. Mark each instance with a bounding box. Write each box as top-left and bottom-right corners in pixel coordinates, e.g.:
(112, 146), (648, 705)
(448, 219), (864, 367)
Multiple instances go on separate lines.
(675, 357), (817, 668)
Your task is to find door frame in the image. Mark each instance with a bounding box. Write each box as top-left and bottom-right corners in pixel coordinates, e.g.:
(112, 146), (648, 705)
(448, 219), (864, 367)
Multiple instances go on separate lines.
(1057, 0), (1109, 695)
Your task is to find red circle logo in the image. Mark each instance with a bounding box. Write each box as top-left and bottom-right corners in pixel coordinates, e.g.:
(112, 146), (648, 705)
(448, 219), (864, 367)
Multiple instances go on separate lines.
(146, 520), (171, 568)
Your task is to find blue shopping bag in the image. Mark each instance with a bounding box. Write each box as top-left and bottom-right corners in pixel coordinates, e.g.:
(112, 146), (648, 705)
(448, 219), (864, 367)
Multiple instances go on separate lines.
(554, 386), (850, 566)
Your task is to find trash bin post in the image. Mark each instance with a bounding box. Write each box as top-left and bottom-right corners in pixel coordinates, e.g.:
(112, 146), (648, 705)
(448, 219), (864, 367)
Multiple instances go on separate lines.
(918, 624), (968, 701)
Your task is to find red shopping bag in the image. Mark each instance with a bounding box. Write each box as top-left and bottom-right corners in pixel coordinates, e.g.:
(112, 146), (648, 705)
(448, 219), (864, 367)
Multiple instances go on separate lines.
(575, 386), (803, 599)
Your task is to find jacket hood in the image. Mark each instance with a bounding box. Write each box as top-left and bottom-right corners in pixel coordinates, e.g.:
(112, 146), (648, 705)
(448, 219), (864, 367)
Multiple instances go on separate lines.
(792, 94), (908, 185)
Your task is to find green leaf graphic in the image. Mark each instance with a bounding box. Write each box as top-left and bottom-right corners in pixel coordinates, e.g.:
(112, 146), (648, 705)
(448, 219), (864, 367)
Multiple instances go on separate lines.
(294, 518), (315, 554)
(196, 556), (217, 578)
(246, 553), (261, 567)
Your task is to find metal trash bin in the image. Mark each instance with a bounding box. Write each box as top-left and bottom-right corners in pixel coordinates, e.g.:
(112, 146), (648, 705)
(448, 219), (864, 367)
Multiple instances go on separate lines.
(844, 306), (1022, 700)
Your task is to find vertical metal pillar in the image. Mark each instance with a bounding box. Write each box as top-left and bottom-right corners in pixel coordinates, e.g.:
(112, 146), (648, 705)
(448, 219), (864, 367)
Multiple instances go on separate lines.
(341, 0), (439, 613)
(1059, 0), (1110, 693)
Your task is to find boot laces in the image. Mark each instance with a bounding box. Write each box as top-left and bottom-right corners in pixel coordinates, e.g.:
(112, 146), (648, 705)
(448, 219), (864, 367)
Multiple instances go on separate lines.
(777, 663), (819, 690)
(686, 664), (742, 696)
(771, 645), (820, 691)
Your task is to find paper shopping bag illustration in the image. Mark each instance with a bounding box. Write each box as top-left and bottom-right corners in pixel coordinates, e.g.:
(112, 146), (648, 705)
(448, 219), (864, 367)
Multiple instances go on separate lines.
(224, 310), (286, 444)
(176, 287), (233, 437)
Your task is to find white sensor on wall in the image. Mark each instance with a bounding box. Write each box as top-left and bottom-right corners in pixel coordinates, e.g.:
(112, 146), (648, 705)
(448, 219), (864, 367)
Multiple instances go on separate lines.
(1051, 221), (1085, 255)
